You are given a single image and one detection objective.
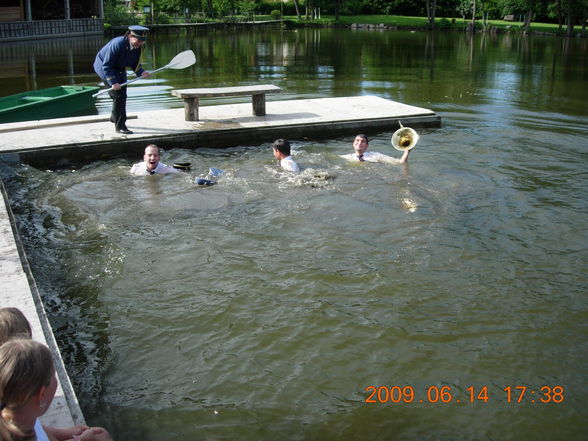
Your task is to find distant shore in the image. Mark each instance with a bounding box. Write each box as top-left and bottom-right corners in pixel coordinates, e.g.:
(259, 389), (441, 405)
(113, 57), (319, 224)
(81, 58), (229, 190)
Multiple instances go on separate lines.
(108, 14), (586, 38)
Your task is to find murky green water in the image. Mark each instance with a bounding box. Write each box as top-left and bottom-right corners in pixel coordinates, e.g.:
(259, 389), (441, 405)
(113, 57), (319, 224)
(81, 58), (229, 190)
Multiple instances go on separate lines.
(1, 28), (587, 441)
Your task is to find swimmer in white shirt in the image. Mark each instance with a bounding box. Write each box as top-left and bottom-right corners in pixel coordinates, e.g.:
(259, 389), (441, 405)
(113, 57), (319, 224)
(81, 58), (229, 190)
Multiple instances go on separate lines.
(341, 134), (410, 164)
(272, 139), (300, 174)
(130, 144), (181, 176)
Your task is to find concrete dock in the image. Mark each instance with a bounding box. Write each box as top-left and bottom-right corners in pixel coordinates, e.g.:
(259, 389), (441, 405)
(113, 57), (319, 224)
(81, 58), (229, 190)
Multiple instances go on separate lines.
(0, 95), (440, 166)
(0, 180), (85, 428)
(0, 95), (440, 426)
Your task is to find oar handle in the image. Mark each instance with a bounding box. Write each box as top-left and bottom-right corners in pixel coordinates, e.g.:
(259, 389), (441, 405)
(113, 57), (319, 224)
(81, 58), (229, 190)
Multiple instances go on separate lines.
(93, 64), (170, 97)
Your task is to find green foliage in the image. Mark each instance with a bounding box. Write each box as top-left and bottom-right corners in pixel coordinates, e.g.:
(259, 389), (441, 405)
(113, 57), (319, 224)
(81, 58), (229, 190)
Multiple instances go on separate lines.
(340, 0), (365, 15)
(456, 0), (471, 19)
(270, 9), (282, 19)
(238, 0), (257, 14)
(363, 0), (423, 15)
(214, 0), (236, 16)
(437, 17), (452, 28)
(104, 1), (140, 26)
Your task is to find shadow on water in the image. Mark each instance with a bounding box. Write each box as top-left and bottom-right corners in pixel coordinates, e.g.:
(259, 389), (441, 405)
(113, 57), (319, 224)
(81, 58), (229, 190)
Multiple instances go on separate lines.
(1, 29), (587, 441)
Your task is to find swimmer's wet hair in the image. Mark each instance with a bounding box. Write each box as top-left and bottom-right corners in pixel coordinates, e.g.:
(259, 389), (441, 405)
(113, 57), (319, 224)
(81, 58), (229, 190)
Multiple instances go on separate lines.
(272, 139), (291, 156)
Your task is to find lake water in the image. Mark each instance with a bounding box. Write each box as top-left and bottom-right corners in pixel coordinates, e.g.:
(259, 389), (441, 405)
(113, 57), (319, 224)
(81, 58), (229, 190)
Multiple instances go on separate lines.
(1, 28), (587, 441)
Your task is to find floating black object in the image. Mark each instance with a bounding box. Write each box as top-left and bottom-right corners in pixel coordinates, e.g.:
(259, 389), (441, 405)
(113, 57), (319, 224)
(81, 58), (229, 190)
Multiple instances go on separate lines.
(173, 162), (191, 170)
(195, 178), (216, 186)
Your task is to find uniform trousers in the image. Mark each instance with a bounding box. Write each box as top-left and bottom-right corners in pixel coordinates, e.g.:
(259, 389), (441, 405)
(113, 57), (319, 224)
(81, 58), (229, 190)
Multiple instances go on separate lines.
(107, 86), (128, 130)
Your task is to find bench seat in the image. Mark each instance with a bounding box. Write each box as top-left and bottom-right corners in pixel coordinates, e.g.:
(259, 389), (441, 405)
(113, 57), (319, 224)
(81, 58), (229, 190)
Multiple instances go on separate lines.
(172, 85), (281, 121)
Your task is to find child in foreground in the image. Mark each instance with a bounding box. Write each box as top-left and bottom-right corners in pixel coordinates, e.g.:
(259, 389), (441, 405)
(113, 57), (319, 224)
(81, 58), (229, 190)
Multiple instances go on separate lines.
(0, 307), (113, 441)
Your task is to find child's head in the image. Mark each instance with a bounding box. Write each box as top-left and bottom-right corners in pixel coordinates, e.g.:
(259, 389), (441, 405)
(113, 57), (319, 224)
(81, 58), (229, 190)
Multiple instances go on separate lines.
(0, 308), (32, 346)
(0, 339), (56, 424)
(272, 139), (291, 158)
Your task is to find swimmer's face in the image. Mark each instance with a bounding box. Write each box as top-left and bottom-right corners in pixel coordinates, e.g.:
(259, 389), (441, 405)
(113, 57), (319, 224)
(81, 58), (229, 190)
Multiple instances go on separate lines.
(353, 136), (368, 155)
(272, 147), (281, 160)
(144, 147), (160, 171)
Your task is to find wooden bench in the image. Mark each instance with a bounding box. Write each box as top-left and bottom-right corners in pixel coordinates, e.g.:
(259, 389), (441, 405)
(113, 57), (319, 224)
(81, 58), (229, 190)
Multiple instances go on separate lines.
(171, 85), (281, 121)
(503, 14), (515, 21)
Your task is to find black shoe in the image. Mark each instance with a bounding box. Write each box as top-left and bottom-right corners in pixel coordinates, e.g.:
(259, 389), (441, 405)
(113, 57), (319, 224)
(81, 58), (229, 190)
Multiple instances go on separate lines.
(116, 127), (133, 134)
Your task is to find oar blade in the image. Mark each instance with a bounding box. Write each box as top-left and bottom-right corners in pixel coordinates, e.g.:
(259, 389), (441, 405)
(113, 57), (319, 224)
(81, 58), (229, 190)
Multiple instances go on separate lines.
(167, 50), (196, 69)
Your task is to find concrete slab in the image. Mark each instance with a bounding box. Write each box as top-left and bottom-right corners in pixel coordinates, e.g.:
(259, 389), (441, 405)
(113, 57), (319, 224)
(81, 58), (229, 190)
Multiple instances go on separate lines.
(0, 95), (440, 167)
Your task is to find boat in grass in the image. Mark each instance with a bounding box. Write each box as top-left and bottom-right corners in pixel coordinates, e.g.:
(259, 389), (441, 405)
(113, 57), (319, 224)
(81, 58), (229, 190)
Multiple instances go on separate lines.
(0, 85), (99, 124)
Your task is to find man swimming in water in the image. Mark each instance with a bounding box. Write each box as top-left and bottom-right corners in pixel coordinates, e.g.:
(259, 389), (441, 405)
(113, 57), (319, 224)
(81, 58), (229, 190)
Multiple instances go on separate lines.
(340, 134), (410, 164)
(272, 139), (300, 173)
(130, 144), (180, 176)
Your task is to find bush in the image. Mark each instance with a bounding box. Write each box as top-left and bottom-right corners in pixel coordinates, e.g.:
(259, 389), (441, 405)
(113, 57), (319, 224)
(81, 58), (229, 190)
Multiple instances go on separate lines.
(104, 3), (138, 26)
(438, 17), (451, 28)
(270, 9), (281, 19)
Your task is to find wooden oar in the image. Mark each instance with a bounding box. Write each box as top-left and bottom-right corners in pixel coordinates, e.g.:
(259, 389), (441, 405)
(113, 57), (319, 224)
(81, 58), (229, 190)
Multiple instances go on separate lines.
(93, 50), (196, 97)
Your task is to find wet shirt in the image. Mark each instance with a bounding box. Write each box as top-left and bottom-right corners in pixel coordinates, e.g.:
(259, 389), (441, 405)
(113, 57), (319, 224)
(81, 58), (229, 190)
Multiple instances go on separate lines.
(340, 151), (401, 164)
(280, 156), (300, 173)
(130, 161), (180, 176)
(93, 36), (145, 85)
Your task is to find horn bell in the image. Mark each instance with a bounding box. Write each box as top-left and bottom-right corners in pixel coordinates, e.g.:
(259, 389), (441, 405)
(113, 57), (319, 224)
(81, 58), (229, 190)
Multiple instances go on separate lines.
(391, 127), (419, 151)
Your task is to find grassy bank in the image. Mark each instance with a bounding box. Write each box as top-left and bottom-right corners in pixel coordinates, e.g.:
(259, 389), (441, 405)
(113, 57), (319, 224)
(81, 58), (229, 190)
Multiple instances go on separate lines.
(281, 14), (578, 35)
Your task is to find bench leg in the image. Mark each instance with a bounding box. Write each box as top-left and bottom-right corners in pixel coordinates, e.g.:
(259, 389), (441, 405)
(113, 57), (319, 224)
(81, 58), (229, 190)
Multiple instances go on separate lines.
(252, 93), (266, 116)
(184, 98), (199, 121)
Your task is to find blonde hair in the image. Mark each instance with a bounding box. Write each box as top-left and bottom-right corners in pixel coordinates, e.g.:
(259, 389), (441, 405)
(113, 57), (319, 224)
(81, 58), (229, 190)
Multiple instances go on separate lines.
(0, 308), (32, 346)
(0, 339), (54, 441)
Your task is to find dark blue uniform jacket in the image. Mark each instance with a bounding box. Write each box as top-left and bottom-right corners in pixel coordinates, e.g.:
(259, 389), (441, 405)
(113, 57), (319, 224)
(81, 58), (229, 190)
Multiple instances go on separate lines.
(93, 36), (145, 86)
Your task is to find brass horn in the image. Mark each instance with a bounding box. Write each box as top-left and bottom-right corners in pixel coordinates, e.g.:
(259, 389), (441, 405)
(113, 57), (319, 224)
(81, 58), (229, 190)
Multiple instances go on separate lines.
(391, 123), (419, 152)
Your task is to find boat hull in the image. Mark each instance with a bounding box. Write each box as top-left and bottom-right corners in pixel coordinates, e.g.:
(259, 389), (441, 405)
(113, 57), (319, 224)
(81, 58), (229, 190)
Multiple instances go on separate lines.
(0, 86), (99, 123)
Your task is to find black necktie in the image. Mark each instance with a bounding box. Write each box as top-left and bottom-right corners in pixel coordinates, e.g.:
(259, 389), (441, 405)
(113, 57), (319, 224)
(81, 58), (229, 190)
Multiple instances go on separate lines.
(358, 154), (365, 162)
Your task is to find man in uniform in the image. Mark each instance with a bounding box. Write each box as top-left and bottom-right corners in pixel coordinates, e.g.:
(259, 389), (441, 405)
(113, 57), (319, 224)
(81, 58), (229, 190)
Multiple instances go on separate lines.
(94, 25), (151, 134)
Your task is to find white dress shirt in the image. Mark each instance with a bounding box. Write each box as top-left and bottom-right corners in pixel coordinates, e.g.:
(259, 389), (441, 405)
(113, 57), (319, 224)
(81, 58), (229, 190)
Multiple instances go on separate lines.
(130, 161), (180, 176)
(340, 151), (401, 164)
(280, 156), (301, 173)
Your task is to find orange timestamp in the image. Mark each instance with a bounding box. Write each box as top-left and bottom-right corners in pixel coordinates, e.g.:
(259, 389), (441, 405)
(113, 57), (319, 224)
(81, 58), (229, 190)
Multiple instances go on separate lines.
(364, 385), (565, 404)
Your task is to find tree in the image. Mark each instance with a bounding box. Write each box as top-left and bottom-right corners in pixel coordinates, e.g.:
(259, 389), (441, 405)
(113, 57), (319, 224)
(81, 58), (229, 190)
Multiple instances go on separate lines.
(293, 0), (301, 18)
(523, 0), (534, 32)
(426, 0), (437, 28)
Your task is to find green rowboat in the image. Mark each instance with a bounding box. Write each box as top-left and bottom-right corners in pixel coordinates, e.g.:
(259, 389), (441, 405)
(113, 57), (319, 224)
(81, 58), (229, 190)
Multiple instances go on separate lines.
(0, 85), (99, 124)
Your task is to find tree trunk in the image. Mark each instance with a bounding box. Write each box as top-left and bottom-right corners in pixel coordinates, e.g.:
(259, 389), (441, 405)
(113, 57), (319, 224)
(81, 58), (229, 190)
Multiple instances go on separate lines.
(557, 0), (562, 29)
(523, 0), (534, 33)
(207, 0), (213, 16)
(334, 0), (340, 21)
(471, 0), (476, 25)
(426, 0), (437, 29)
(293, 0), (301, 19)
(566, 0), (574, 37)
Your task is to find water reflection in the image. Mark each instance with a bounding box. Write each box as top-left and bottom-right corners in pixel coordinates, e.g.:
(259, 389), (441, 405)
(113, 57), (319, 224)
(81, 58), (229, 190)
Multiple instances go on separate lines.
(2, 29), (586, 119)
